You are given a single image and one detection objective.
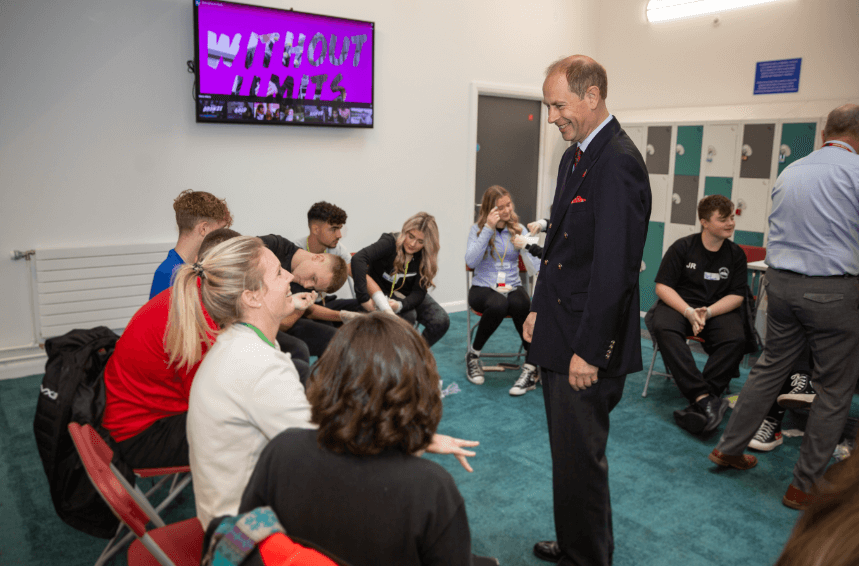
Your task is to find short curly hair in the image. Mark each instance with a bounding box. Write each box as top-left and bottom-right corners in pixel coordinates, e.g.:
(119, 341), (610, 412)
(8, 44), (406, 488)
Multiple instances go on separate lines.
(173, 189), (233, 233)
(307, 201), (347, 227)
(698, 194), (733, 222)
(306, 313), (442, 456)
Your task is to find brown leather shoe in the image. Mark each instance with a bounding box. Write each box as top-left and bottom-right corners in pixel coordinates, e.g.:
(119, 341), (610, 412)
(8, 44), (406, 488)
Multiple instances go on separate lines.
(533, 540), (561, 563)
(709, 448), (757, 470)
(783, 484), (813, 510)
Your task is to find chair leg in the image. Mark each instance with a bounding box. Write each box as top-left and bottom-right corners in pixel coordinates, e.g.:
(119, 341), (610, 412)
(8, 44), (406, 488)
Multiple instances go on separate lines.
(642, 344), (659, 398)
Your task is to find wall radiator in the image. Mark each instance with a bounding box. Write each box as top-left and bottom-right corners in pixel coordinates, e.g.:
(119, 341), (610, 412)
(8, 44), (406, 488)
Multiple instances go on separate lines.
(29, 242), (173, 341)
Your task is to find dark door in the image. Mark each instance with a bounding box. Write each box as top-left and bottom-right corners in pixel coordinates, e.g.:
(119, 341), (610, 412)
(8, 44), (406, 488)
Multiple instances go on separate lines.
(475, 95), (541, 225)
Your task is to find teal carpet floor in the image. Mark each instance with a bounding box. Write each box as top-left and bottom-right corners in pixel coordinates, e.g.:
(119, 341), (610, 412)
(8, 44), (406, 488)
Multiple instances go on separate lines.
(0, 311), (822, 565)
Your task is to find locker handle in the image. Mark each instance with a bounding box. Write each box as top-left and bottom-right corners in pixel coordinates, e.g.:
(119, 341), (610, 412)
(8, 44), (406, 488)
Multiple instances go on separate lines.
(779, 144), (791, 163)
(736, 198), (746, 216)
(646, 143), (655, 156)
(706, 146), (717, 163)
(640, 260), (646, 273)
(675, 144), (685, 156)
(672, 193), (681, 204)
(741, 144), (753, 161)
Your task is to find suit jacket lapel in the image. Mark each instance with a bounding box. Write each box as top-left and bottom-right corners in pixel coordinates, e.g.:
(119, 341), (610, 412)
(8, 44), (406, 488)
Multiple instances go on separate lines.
(544, 118), (621, 251)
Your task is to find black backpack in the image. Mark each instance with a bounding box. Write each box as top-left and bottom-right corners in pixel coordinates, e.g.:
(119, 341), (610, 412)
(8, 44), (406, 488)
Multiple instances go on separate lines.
(33, 326), (135, 539)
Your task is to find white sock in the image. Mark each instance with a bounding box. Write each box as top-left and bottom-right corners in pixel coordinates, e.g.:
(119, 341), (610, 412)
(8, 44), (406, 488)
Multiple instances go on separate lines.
(523, 363), (535, 371)
(469, 347), (481, 356)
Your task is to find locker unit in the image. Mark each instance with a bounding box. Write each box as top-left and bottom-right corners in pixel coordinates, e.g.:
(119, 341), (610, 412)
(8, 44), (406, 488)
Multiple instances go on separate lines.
(624, 115), (822, 314)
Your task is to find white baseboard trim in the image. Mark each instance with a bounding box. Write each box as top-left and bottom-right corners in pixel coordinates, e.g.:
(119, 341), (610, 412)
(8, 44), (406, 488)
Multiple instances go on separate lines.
(440, 300), (467, 313)
(0, 349), (47, 380)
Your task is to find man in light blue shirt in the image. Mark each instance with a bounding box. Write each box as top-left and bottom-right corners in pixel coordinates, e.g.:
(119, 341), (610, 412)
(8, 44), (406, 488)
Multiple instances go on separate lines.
(149, 190), (233, 299)
(709, 104), (859, 511)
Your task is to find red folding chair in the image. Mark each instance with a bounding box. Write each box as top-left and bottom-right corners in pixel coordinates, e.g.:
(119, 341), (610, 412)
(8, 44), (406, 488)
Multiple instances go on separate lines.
(68, 423), (203, 566)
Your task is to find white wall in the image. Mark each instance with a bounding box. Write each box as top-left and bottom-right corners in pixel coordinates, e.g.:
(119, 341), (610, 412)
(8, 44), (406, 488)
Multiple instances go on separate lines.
(0, 0), (591, 375)
(594, 0), (859, 113)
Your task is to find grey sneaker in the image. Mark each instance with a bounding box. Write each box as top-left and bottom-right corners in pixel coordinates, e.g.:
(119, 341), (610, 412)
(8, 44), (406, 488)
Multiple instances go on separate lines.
(466, 352), (484, 385)
(509, 365), (539, 396)
(777, 373), (816, 409)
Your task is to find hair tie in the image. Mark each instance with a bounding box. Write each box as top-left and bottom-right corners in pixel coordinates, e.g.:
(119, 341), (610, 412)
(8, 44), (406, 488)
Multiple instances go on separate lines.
(192, 262), (206, 279)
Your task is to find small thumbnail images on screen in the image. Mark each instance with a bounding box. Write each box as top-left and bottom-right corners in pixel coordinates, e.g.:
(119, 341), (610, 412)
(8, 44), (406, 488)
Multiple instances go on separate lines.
(199, 100), (372, 124)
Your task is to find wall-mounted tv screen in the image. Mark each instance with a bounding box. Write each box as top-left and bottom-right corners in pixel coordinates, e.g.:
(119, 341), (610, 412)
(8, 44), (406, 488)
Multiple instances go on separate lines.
(194, 0), (374, 127)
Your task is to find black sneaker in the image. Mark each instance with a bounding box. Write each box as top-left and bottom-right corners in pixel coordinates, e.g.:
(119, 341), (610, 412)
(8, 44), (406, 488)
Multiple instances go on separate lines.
(466, 352), (485, 385)
(777, 373), (816, 409)
(509, 365), (539, 396)
(748, 417), (783, 451)
(674, 402), (708, 434)
(701, 395), (730, 432)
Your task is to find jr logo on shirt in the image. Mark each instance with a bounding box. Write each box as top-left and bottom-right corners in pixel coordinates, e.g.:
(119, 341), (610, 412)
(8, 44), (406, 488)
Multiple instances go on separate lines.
(686, 262), (696, 270)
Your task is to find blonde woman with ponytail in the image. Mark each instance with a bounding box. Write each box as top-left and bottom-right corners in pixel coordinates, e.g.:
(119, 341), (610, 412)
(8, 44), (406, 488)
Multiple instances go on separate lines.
(351, 212), (450, 346)
(166, 236), (315, 529)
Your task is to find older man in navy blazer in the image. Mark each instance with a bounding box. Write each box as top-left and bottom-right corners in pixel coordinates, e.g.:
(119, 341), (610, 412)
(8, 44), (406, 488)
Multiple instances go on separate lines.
(524, 55), (651, 566)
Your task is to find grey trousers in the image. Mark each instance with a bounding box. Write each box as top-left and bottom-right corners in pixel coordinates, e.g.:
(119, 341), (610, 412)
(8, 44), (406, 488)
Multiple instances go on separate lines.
(716, 268), (859, 492)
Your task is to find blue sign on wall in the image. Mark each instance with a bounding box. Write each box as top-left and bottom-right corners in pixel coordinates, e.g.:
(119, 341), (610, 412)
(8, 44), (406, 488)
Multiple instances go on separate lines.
(754, 58), (802, 95)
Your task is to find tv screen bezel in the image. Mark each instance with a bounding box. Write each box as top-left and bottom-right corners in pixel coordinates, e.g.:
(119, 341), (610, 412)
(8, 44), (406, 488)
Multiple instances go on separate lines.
(193, 0), (375, 128)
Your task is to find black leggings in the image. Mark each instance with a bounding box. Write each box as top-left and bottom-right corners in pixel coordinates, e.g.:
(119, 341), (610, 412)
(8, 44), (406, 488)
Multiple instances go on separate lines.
(468, 285), (531, 351)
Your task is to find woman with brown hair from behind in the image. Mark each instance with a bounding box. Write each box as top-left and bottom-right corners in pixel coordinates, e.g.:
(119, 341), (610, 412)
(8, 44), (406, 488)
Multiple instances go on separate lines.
(239, 313), (498, 565)
(775, 435), (859, 566)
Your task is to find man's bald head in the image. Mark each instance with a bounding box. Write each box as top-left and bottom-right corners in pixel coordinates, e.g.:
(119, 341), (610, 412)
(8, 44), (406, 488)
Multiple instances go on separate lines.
(545, 55), (608, 101)
(823, 104), (859, 150)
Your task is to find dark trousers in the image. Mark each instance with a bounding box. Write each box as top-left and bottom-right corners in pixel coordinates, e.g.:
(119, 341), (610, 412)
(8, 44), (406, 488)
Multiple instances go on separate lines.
(542, 369), (626, 566)
(651, 301), (745, 402)
(716, 269), (859, 492)
(399, 293), (450, 347)
(275, 331), (311, 386)
(468, 285), (531, 351)
(117, 412), (189, 469)
(286, 318), (337, 357)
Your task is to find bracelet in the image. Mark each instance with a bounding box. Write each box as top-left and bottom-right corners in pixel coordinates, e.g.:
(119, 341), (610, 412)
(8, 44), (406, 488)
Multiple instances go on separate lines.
(706, 307), (713, 319)
(683, 306), (693, 317)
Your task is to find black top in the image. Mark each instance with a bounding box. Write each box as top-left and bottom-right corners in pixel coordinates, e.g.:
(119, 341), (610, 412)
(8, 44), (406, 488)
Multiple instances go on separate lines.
(352, 233), (426, 311)
(654, 233), (747, 308)
(259, 234), (309, 294)
(239, 428), (475, 566)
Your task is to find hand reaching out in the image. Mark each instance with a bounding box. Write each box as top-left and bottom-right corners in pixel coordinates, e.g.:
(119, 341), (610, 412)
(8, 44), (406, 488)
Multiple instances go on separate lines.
(423, 434), (480, 472)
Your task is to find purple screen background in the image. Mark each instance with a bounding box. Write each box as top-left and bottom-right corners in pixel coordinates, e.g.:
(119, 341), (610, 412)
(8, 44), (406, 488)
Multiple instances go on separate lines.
(197, 1), (373, 103)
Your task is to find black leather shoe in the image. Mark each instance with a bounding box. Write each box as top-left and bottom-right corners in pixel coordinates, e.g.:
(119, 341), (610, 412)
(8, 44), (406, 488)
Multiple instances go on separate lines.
(701, 395), (730, 432)
(673, 402), (707, 434)
(533, 540), (562, 562)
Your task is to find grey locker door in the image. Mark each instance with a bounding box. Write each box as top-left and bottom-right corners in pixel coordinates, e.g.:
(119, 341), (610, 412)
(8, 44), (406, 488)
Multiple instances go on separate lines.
(646, 126), (672, 175)
(740, 124), (775, 179)
(475, 95), (541, 225)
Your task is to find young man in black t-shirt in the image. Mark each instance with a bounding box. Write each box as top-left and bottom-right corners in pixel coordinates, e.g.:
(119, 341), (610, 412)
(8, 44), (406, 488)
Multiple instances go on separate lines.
(652, 195), (748, 435)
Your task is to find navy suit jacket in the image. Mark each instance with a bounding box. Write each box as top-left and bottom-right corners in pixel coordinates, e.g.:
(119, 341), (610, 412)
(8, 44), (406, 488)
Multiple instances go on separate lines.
(529, 117), (651, 376)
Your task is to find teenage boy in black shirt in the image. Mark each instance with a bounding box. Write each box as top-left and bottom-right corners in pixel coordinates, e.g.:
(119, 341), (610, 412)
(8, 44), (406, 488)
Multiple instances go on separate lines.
(652, 195), (748, 435)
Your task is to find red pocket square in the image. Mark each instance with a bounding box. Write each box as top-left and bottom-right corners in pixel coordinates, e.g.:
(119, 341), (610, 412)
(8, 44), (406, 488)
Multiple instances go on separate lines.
(571, 196), (587, 204)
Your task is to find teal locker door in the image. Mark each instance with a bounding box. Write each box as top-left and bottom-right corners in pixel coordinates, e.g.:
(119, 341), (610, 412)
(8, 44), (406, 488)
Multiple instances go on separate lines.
(704, 177), (732, 199)
(675, 125), (703, 176)
(778, 122), (816, 175)
(639, 221), (665, 312)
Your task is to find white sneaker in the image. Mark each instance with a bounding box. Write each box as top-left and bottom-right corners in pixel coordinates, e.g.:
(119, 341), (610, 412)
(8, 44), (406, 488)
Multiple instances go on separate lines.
(509, 365), (539, 396)
(466, 352), (484, 385)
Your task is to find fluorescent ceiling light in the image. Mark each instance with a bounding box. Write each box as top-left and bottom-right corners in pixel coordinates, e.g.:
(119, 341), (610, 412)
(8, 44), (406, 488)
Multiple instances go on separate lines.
(647, 0), (784, 23)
